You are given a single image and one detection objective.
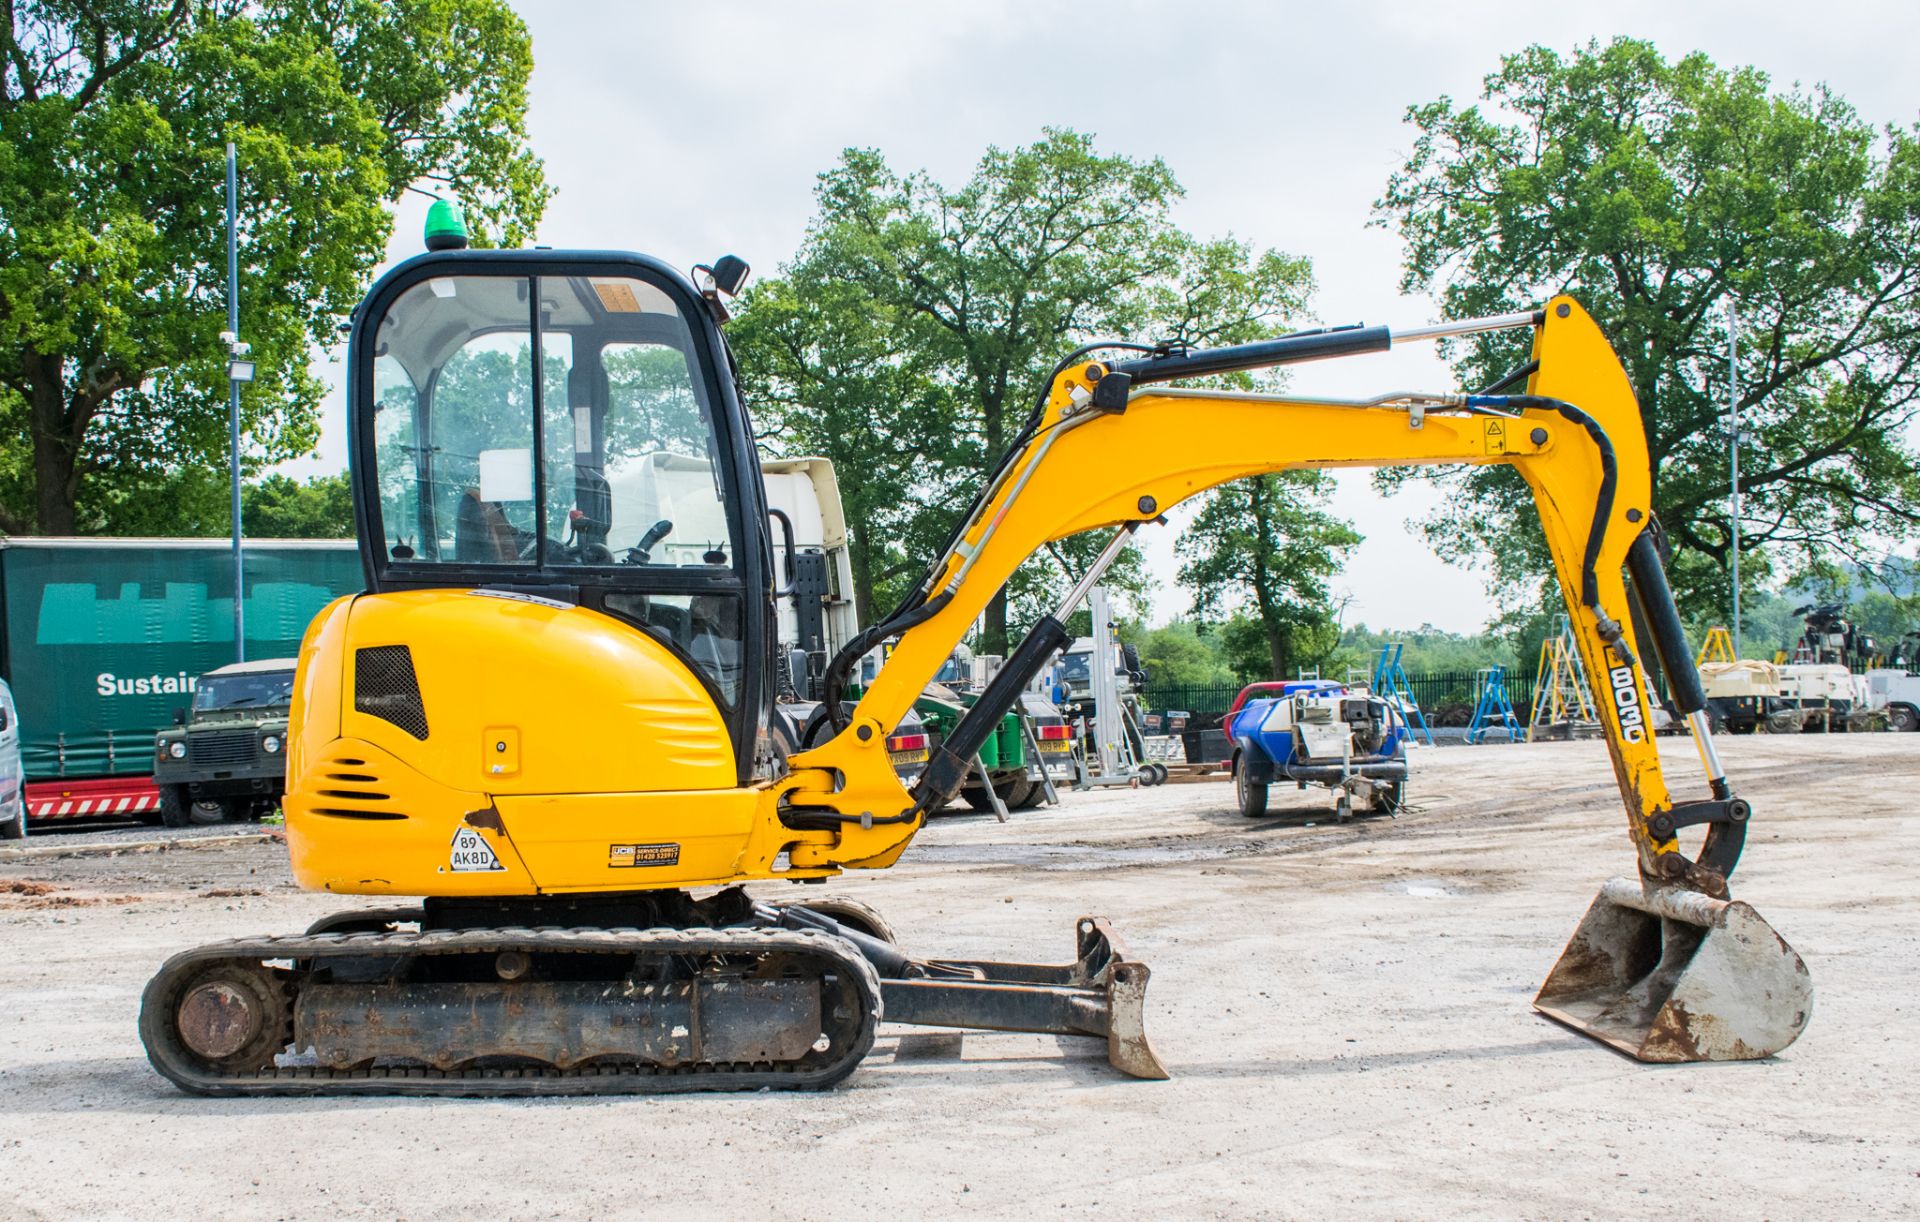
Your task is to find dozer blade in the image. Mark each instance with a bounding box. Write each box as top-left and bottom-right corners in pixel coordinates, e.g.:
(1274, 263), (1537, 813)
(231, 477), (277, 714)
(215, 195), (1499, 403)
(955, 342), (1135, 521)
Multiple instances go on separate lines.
(1535, 876), (1813, 1062)
(882, 916), (1170, 1080)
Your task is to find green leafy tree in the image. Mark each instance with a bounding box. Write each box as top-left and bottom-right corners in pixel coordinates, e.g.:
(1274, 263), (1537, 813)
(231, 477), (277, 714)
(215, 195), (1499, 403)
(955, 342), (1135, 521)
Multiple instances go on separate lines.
(1375, 38), (1920, 619)
(0, 0), (549, 535)
(1851, 589), (1917, 649)
(1705, 589), (1804, 660)
(243, 472), (352, 537)
(1120, 619), (1235, 689)
(1335, 622), (1519, 677)
(1213, 613), (1272, 685)
(732, 129), (1312, 647)
(74, 466), (350, 537)
(1176, 470), (1361, 680)
(86, 464), (232, 536)
(730, 273), (963, 623)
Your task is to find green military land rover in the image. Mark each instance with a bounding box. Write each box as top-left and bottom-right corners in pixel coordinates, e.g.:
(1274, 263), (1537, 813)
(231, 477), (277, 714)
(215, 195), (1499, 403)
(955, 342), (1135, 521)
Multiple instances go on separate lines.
(151, 659), (297, 827)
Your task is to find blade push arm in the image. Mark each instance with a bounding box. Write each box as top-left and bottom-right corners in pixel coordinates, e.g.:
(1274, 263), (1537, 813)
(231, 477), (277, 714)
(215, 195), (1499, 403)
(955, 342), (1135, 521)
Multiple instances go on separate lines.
(778, 298), (1743, 894)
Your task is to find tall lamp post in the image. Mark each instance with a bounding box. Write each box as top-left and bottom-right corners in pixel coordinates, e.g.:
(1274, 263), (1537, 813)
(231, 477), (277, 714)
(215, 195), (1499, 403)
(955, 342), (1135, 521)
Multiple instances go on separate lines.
(222, 142), (254, 663)
(1728, 297), (1742, 657)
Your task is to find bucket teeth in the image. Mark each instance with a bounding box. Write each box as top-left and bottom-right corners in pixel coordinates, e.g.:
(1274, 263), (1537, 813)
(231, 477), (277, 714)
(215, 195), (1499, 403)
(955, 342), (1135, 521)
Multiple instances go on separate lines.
(1534, 876), (1813, 1062)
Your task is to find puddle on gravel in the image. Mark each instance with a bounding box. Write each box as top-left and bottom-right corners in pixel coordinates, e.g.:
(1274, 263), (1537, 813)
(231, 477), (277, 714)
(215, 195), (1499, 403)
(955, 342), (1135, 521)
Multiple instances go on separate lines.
(1390, 881), (1455, 898)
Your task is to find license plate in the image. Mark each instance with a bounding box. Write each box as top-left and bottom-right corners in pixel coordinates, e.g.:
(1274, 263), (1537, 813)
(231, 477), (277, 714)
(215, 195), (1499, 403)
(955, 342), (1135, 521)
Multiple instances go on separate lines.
(889, 749), (929, 765)
(1039, 739), (1070, 753)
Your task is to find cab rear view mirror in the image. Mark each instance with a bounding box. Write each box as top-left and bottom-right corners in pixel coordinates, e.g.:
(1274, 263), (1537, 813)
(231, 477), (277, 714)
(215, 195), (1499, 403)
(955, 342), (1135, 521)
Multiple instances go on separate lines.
(708, 255), (750, 297)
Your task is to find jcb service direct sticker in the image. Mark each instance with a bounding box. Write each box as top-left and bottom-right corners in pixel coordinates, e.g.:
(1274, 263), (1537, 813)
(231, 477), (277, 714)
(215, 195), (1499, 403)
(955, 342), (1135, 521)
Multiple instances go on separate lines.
(609, 843), (681, 869)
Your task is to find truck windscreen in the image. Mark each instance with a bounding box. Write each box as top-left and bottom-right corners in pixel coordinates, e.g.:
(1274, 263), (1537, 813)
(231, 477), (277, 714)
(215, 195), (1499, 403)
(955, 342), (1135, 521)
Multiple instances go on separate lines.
(195, 672), (295, 712)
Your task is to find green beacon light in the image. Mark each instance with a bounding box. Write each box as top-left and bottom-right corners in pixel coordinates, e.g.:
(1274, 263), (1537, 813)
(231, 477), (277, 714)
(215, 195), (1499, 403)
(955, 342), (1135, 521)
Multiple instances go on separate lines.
(424, 199), (469, 252)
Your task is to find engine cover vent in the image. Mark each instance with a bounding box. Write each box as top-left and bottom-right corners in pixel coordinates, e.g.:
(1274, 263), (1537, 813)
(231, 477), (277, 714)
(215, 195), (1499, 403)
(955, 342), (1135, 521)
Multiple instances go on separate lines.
(354, 645), (429, 740)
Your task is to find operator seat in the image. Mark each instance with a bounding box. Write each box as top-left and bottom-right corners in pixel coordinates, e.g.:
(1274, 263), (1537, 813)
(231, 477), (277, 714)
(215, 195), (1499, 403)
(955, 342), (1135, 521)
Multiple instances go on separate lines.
(454, 488), (517, 562)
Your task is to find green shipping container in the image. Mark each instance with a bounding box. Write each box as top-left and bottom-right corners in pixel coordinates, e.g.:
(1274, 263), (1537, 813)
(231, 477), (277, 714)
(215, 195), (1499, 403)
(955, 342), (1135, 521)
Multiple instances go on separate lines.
(0, 538), (361, 789)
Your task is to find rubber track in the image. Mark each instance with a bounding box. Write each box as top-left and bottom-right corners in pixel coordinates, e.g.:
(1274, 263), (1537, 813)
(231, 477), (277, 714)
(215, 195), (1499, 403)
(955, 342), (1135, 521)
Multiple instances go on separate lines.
(139, 925), (882, 1097)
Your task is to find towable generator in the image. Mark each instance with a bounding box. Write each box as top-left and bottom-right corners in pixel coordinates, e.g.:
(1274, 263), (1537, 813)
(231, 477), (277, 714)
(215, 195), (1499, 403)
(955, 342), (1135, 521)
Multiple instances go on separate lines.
(141, 223), (1811, 1095)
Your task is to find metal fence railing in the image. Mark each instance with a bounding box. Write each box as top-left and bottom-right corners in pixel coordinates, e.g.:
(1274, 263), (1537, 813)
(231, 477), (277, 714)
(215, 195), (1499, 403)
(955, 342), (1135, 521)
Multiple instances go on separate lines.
(1135, 683), (1244, 721)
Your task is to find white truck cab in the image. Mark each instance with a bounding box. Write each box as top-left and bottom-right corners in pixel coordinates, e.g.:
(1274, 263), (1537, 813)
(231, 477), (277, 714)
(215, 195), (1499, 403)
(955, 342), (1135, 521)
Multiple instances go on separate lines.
(1865, 668), (1920, 732)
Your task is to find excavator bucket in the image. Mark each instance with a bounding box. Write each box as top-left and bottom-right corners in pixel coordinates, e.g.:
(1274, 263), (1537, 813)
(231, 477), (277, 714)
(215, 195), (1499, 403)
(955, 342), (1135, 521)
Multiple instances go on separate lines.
(1535, 877), (1812, 1062)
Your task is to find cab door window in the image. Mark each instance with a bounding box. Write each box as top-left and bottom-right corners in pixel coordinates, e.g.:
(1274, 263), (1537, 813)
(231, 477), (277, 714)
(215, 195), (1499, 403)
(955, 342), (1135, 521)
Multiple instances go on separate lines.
(363, 268), (747, 708)
(434, 329), (538, 563)
(367, 274), (537, 564)
(538, 279), (733, 571)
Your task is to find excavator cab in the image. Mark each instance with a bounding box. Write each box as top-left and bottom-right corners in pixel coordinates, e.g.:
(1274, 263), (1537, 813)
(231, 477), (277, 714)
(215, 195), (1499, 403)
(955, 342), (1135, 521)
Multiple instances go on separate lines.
(351, 248), (773, 773)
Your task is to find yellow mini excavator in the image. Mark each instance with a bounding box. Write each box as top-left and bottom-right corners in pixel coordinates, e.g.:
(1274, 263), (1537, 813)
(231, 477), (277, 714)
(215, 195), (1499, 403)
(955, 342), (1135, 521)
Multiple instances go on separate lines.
(140, 218), (1812, 1095)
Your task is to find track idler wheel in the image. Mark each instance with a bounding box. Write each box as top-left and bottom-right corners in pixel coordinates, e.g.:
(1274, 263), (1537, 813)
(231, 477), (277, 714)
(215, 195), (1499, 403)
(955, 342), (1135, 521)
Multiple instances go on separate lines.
(160, 962), (292, 1075)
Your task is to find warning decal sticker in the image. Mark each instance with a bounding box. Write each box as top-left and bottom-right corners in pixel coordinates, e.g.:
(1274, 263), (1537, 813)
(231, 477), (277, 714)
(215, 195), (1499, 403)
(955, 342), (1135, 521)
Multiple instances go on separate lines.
(608, 843), (681, 869)
(1484, 418), (1508, 454)
(449, 826), (506, 872)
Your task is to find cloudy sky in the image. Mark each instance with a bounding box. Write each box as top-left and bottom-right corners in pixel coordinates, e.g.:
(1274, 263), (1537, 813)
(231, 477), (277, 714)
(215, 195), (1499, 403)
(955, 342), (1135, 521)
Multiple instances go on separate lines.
(291, 0), (1920, 632)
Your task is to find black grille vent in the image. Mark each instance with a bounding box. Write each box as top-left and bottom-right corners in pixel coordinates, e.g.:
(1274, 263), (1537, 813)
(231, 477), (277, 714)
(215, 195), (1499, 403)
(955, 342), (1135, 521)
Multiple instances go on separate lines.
(354, 645), (429, 740)
(189, 730), (256, 768)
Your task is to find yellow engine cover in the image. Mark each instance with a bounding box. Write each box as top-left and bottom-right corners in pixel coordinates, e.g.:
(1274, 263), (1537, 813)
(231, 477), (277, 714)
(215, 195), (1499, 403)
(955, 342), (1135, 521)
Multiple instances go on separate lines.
(285, 589), (805, 896)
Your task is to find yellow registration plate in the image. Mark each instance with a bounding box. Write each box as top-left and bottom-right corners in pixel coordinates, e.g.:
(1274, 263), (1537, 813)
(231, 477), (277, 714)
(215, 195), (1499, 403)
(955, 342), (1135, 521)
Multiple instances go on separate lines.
(1039, 740), (1071, 753)
(889, 749), (930, 765)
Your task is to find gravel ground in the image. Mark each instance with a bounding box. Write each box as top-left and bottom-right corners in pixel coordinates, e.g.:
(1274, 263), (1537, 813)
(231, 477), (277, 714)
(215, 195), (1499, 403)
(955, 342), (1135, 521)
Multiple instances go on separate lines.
(9, 815), (269, 849)
(1, 734), (1914, 1220)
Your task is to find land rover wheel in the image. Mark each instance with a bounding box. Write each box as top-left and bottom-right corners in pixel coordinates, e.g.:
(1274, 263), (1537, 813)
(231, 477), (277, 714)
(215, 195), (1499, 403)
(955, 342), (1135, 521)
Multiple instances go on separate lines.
(1891, 704), (1919, 733)
(962, 776), (1029, 814)
(160, 787), (227, 828)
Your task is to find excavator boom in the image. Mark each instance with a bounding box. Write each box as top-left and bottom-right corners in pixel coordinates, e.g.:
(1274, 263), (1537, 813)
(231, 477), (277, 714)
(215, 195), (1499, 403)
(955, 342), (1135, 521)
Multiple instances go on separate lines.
(791, 301), (1722, 884)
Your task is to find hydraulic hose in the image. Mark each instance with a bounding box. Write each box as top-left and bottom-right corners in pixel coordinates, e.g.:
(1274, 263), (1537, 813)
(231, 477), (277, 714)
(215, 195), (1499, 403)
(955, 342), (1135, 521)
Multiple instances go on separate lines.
(817, 591), (954, 735)
(1464, 394), (1618, 610)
